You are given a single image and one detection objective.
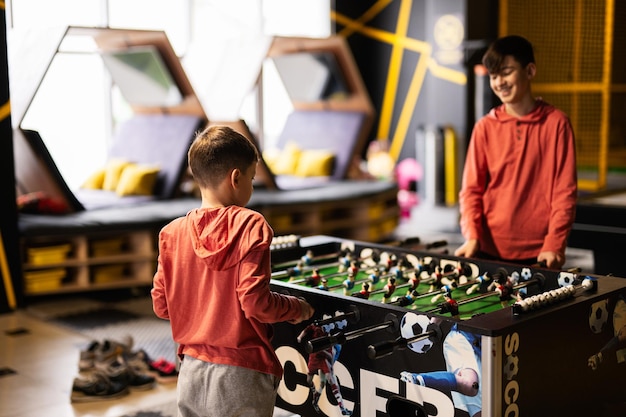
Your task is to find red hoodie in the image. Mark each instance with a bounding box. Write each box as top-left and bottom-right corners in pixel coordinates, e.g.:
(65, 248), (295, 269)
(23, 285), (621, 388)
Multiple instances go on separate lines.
(151, 205), (303, 378)
(459, 99), (577, 260)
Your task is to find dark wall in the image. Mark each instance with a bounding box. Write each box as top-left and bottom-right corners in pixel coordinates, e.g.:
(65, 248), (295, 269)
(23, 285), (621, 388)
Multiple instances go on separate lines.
(334, 0), (499, 156)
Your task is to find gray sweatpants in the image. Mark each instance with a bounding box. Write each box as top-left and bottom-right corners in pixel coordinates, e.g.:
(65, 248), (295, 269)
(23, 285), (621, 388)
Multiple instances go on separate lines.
(176, 355), (280, 417)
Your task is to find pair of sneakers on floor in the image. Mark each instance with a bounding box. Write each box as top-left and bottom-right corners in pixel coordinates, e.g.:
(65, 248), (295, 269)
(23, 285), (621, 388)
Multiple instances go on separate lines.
(71, 336), (178, 402)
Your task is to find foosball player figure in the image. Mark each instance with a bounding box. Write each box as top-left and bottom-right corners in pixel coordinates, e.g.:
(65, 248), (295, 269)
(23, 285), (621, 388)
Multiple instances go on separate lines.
(384, 253), (398, 273)
(306, 268), (322, 287)
(438, 294), (459, 319)
(430, 265), (457, 292)
(397, 290), (419, 307)
(287, 261), (304, 281)
(428, 265), (445, 293)
(383, 277), (397, 303)
(406, 272), (421, 293)
(431, 283), (458, 304)
(367, 268), (382, 286)
(343, 275), (356, 296)
(301, 250), (315, 266)
(296, 321), (352, 416)
(347, 260), (359, 279)
(389, 264), (405, 282)
(412, 257), (429, 279)
(466, 272), (492, 295)
(338, 250), (353, 273)
(488, 272), (517, 308)
(317, 277), (329, 291)
(439, 293), (460, 319)
(352, 282), (371, 299)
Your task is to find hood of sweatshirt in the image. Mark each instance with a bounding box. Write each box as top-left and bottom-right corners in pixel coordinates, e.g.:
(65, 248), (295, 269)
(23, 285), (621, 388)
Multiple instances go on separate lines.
(184, 205), (272, 271)
(488, 98), (554, 124)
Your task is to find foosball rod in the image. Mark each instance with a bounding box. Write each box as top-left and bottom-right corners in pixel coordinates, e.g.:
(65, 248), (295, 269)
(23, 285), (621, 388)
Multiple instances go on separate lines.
(512, 276), (597, 315)
(384, 269), (482, 307)
(306, 313), (399, 353)
(407, 265), (484, 301)
(312, 305), (361, 327)
(424, 272), (546, 315)
(272, 251), (343, 271)
(271, 249), (383, 280)
(365, 262), (443, 297)
(366, 322), (443, 360)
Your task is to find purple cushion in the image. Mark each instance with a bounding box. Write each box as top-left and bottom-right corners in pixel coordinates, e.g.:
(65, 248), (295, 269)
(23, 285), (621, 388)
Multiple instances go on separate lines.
(274, 110), (367, 181)
(107, 114), (204, 199)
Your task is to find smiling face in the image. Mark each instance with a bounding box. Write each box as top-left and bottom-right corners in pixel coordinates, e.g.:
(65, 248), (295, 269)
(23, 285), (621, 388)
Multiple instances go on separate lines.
(489, 55), (536, 106)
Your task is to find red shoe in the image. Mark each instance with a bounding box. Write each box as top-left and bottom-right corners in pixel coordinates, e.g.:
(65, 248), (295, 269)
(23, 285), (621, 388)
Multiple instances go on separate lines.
(148, 357), (179, 384)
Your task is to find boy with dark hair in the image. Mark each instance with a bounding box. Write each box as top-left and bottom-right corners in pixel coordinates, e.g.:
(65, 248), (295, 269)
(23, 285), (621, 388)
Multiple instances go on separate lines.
(455, 35), (577, 269)
(152, 125), (314, 417)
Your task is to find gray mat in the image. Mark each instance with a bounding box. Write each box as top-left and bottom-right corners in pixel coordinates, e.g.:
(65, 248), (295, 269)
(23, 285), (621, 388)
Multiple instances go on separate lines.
(27, 293), (177, 364)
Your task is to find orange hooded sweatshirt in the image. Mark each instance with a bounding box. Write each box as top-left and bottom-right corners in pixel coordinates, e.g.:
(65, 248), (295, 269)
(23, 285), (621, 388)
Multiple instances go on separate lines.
(459, 99), (577, 260)
(151, 205), (303, 378)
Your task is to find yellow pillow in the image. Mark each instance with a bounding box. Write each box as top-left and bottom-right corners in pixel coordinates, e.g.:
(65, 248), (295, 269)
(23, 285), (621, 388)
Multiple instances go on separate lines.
(271, 142), (302, 175)
(81, 168), (106, 189)
(295, 149), (335, 177)
(102, 159), (133, 191)
(115, 164), (160, 196)
(262, 148), (281, 173)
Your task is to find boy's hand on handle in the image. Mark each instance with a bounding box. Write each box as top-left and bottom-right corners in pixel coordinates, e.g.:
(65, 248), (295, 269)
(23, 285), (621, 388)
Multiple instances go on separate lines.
(288, 298), (315, 324)
(537, 251), (564, 270)
(455, 239), (479, 258)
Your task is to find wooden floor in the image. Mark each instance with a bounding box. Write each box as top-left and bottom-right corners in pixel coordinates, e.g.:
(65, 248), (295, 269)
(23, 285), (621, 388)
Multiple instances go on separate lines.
(0, 305), (296, 417)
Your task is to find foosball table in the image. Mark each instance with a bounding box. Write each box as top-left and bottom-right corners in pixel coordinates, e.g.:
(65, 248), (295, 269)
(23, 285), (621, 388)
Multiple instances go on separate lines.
(269, 235), (626, 417)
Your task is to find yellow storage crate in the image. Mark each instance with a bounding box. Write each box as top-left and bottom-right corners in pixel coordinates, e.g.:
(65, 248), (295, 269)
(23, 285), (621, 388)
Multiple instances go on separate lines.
(27, 244), (72, 265)
(92, 264), (127, 284)
(24, 268), (66, 293)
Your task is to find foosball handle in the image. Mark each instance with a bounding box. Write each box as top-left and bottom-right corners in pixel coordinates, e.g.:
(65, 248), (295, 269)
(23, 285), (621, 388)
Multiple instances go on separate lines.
(425, 240), (448, 250)
(532, 272), (547, 290)
(367, 322), (442, 360)
(313, 304), (361, 327)
(306, 332), (347, 353)
(308, 314), (398, 354)
(367, 337), (407, 359)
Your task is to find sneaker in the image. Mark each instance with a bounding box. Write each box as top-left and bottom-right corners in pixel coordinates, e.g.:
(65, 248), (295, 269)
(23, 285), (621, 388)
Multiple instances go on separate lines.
(126, 350), (178, 384)
(71, 371), (129, 403)
(79, 336), (134, 371)
(96, 358), (156, 391)
(78, 340), (101, 371)
(148, 357), (179, 383)
(95, 336), (133, 364)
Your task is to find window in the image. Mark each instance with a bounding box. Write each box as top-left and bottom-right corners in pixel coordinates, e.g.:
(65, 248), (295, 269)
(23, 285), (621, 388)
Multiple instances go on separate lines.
(9, 0), (330, 190)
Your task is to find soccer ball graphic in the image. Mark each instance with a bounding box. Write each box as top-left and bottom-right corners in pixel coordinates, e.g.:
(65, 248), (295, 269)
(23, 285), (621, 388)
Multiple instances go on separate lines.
(589, 299), (610, 334)
(503, 355), (519, 381)
(400, 313), (433, 354)
(557, 272), (576, 288)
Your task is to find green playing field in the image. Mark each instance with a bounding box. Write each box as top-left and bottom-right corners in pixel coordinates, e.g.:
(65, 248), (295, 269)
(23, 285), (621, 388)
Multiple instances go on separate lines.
(271, 248), (524, 320)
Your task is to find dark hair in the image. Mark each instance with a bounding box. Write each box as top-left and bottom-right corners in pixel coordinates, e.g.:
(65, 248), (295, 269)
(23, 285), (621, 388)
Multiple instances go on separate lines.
(188, 125), (259, 188)
(482, 35), (535, 74)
